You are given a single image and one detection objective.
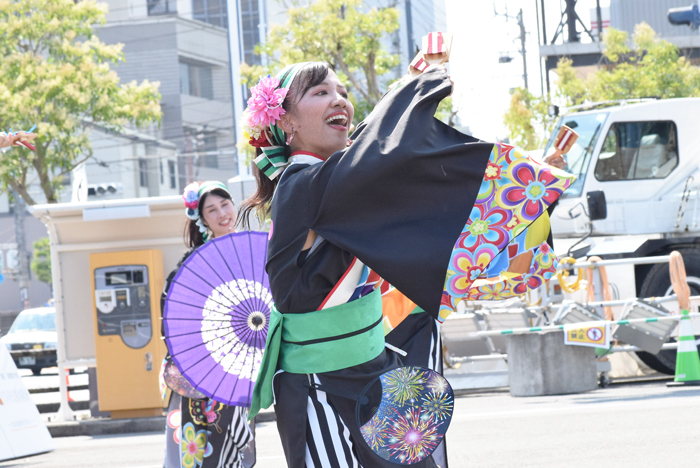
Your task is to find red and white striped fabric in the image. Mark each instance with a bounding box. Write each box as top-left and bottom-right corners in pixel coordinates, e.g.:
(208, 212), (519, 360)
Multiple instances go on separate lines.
(410, 55), (429, 72)
(423, 32), (446, 55)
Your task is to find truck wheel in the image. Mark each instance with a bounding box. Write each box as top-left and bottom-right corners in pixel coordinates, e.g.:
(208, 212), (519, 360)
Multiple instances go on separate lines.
(637, 250), (700, 375)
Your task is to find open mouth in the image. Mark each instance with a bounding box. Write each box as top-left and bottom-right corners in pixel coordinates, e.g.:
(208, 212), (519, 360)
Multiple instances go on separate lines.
(325, 112), (348, 129)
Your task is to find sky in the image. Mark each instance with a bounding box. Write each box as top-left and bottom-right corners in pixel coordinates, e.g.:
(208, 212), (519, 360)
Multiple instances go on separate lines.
(445, 0), (611, 142)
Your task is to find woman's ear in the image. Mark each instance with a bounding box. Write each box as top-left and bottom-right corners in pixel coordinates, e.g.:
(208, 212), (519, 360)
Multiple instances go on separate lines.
(277, 114), (294, 134)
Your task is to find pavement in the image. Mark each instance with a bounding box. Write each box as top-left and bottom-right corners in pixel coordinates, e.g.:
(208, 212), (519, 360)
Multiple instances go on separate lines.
(3, 379), (699, 467)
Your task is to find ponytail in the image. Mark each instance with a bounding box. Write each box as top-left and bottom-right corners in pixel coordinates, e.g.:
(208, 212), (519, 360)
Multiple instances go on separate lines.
(184, 218), (206, 248)
(237, 149), (278, 231)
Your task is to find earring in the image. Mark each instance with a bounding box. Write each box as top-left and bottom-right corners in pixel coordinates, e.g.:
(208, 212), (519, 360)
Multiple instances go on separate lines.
(286, 127), (295, 146)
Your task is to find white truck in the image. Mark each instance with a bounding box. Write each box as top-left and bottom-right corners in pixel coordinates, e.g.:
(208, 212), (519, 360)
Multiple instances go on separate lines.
(544, 97), (700, 374)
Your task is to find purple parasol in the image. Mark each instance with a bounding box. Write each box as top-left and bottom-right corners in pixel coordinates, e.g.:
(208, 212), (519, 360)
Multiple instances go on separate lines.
(163, 231), (272, 407)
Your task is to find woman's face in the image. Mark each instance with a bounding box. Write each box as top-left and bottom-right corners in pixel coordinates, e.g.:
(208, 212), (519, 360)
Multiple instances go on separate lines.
(284, 69), (354, 159)
(201, 194), (236, 238)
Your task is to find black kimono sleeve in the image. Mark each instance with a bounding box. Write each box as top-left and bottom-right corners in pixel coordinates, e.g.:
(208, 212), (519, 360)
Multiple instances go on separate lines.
(268, 67), (574, 319)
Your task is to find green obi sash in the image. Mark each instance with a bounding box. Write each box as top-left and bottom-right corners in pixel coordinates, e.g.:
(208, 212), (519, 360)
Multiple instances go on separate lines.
(249, 289), (384, 419)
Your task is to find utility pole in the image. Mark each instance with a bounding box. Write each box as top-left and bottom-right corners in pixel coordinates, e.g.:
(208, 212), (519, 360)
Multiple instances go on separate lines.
(405, 0), (415, 62)
(12, 190), (30, 310)
(495, 6), (529, 91)
(518, 9), (528, 92)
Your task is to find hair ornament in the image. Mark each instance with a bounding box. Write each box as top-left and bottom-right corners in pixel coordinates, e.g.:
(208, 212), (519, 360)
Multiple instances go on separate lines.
(243, 62), (311, 180)
(183, 182), (200, 220)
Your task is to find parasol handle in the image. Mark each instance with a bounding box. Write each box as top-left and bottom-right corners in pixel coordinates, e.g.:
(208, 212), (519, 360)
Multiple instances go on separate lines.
(669, 251), (691, 311)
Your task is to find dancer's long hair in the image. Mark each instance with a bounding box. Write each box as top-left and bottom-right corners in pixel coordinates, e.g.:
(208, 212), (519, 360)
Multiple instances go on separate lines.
(237, 62), (332, 230)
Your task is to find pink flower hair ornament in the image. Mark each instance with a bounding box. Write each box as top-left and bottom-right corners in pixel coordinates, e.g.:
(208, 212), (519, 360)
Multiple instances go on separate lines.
(244, 63), (311, 180)
(246, 75), (288, 128)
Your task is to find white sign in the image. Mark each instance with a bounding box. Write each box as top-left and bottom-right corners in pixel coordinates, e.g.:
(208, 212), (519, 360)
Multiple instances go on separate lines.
(564, 321), (611, 349)
(0, 345), (54, 461)
(5, 250), (19, 270)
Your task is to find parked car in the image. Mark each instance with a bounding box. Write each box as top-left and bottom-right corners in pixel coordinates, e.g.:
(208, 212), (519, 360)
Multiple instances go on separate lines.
(0, 307), (57, 375)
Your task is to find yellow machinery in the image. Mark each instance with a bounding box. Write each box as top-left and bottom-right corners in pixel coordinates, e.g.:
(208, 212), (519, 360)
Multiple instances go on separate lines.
(89, 250), (166, 419)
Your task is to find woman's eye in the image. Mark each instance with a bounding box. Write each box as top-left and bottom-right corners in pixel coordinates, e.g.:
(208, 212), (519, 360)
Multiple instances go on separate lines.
(316, 90), (327, 96)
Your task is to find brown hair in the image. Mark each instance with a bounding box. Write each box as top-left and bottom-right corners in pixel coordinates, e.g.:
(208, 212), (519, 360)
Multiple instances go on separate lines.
(237, 62), (333, 230)
(184, 187), (233, 247)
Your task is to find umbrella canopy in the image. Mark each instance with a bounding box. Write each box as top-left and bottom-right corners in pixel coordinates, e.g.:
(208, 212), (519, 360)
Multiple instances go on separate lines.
(164, 231), (272, 406)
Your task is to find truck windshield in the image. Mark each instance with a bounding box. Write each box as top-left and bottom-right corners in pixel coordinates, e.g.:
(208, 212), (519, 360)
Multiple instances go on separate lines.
(543, 112), (608, 197)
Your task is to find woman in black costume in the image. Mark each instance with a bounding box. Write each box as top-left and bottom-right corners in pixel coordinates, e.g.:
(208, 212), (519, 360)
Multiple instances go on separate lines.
(240, 61), (573, 467)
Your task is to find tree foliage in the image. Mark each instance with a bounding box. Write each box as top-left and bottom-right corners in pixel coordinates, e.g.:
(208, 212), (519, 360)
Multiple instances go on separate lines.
(0, 0), (162, 205)
(504, 23), (700, 149)
(556, 23), (700, 106)
(503, 87), (553, 151)
(253, 0), (400, 121)
(30, 237), (51, 286)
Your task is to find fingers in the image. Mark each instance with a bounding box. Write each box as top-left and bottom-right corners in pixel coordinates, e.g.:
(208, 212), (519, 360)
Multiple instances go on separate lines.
(543, 154), (566, 169)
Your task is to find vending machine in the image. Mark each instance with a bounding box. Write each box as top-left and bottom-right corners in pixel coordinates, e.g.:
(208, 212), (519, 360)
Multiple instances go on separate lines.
(90, 250), (165, 418)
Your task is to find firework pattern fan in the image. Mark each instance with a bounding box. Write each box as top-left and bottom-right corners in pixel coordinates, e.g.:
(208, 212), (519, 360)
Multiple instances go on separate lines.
(357, 366), (454, 464)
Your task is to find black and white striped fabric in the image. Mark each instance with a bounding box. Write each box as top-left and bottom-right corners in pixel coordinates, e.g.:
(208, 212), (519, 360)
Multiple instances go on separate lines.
(219, 406), (254, 468)
(305, 375), (361, 468)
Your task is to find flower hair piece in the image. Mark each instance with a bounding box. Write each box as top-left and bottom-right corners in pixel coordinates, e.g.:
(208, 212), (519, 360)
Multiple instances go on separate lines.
(242, 63), (310, 180)
(182, 182), (200, 220)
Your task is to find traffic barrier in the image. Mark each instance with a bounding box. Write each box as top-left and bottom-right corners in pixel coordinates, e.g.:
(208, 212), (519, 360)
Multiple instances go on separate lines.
(465, 313), (700, 338)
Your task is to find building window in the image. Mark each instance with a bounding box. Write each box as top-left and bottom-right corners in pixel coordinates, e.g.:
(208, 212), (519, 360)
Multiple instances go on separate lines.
(239, 0), (260, 65)
(139, 159), (148, 187)
(180, 62), (214, 99)
(168, 160), (177, 189)
(159, 160), (164, 184)
(147, 0), (176, 15)
(192, 0), (228, 28)
(595, 121), (679, 181)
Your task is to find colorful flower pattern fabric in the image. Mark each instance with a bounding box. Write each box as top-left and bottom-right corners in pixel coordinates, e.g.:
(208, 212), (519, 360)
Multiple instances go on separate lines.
(181, 422), (214, 468)
(360, 367), (454, 465)
(440, 143), (574, 321)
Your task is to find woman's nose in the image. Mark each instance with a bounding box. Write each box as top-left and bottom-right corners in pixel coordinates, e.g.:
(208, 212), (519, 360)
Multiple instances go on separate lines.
(332, 93), (347, 108)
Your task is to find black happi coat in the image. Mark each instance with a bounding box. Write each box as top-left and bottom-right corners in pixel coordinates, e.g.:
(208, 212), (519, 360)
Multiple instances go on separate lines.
(266, 68), (492, 467)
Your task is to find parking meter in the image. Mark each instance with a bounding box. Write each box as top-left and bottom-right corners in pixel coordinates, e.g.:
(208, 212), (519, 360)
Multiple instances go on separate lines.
(89, 250), (165, 418)
(94, 265), (152, 349)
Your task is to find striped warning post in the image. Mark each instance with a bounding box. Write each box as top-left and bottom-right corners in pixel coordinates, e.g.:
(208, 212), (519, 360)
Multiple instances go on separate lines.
(667, 251), (700, 386)
(668, 309), (700, 386)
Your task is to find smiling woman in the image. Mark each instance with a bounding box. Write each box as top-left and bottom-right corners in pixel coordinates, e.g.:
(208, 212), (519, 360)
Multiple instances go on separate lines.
(160, 180), (254, 468)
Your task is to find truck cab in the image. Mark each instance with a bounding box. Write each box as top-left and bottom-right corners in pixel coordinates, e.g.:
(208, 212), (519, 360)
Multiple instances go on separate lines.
(545, 98), (700, 375)
(547, 98), (700, 241)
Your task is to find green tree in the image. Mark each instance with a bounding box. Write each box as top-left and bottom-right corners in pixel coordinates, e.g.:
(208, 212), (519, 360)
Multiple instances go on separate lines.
(503, 87), (553, 151)
(0, 0), (162, 205)
(254, 0), (400, 121)
(556, 23), (700, 106)
(30, 237), (51, 286)
(505, 23), (700, 149)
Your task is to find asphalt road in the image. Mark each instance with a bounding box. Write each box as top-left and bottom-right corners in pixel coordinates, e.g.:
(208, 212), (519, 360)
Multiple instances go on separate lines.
(2, 381), (699, 468)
